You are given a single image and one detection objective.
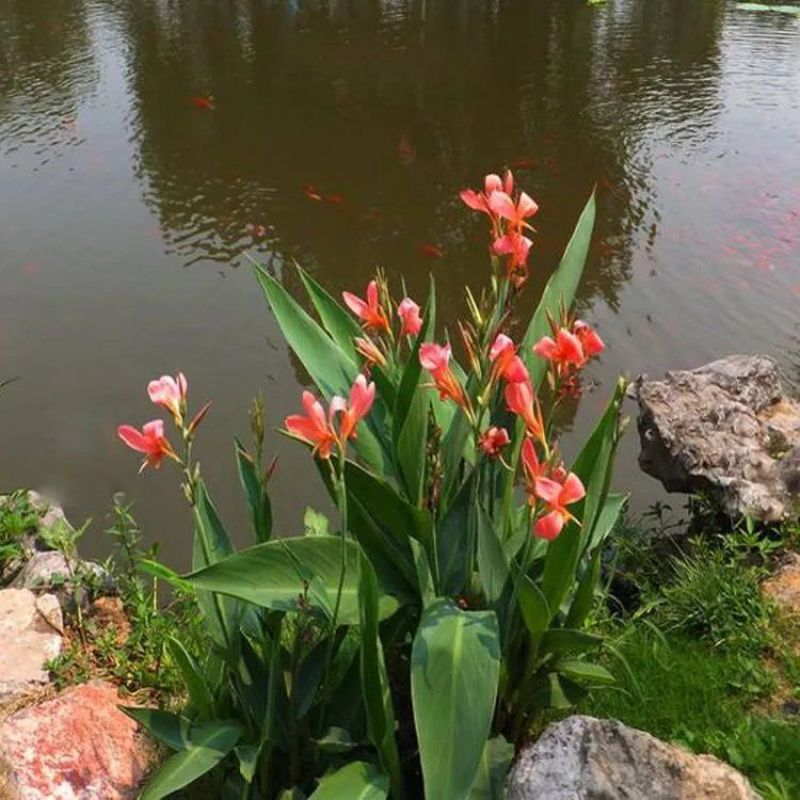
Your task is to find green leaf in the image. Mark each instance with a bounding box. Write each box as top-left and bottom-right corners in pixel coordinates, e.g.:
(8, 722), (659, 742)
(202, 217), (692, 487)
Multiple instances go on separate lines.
(587, 492), (627, 552)
(409, 538), (436, 608)
(395, 392), (429, 505)
(564, 547), (602, 630)
(556, 659), (616, 685)
(314, 726), (357, 754)
(309, 761), (389, 800)
(185, 536), (398, 626)
(304, 507), (331, 536)
(540, 379), (626, 616)
(234, 744), (260, 784)
(167, 637), (214, 719)
(736, 2), (800, 14)
(254, 265), (389, 474)
(516, 572), (550, 642)
(436, 475), (473, 597)
(136, 559), (192, 592)
(121, 707), (191, 752)
(526, 672), (587, 710)
(235, 438), (272, 543)
(140, 721), (243, 800)
(411, 600), (501, 800)
(359, 552), (405, 799)
(297, 264), (361, 359)
(540, 628), (602, 656)
(467, 735), (514, 800)
(293, 640), (327, 720)
(477, 505), (509, 604)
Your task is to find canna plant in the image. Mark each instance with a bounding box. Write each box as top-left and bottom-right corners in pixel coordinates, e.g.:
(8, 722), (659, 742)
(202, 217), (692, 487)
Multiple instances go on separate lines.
(118, 171), (627, 800)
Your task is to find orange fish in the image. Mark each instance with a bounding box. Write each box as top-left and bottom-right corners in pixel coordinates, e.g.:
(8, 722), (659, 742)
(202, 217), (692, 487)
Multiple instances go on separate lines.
(419, 243), (444, 259)
(398, 134), (417, 165)
(511, 157), (537, 169)
(191, 95), (215, 110)
(304, 183), (323, 202)
(324, 193), (345, 206)
(250, 224), (267, 237)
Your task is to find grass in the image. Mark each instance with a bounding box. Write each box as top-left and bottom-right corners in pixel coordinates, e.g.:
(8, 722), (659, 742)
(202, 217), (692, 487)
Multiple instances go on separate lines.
(578, 506), (800, 799)
(0, 490), (41, 567)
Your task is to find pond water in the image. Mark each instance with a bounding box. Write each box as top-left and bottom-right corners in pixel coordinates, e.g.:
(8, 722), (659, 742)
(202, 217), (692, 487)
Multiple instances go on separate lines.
(1, 0), (799, 565)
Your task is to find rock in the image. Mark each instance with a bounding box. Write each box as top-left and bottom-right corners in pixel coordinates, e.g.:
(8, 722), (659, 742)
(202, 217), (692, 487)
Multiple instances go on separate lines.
(506, 715), (758, 800)
(0, 682), (153, 800)
(34, 594), (64, 635)
(91, 597), (130, 644)
(0, 589), (62, 701)
(25, 491), (72, 537)
(636, 354), (800, 521)
(762, 551), (800, 613)
(9, 551), (115, 607)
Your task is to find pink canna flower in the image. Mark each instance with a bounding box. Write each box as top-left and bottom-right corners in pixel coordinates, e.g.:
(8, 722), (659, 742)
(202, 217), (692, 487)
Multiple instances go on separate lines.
(533, 329), (585, 369)
(419, 343), (467, 408)
(572, 320), (605, 363)
(533, 472), (586, 541)
(284, 391), (339, 459)
(504, 380), (545, 443)
(147, 373), (187, 422)
(117, 420), (176, 471)
(488, 190), (539, 230)
(337, 375), (376, 441)
(354, 336), (387, 368)
(489, 334), (530, 384)
(521, 437), (547, 487)
(460, 172), (511, 216)
(479, 426), (510, 458)
(397, 298), (423, 337)
(492, 231), (533, 286)
(343, 280), (390, 335)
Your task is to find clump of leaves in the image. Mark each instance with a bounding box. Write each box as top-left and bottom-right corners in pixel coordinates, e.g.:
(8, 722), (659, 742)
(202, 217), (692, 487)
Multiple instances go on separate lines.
(49, 496), (205, 701)
(0, 490), (41, 566)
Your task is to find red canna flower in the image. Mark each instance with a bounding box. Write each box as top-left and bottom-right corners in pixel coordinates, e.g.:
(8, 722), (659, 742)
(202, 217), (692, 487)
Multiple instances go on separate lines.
(147, 372), (187, 422)
(533, 472), (585, 540)
(284, 391), (339, 459)
(117, 420), (176, 471)
(336, 375), (376, 441)
(572, 320), (605, 363)
(479, 426), (510, 458)
(533, 328), (585, 369)
(492, 231), (533, 286)
(521, 437), (547, 487)
(354, 336), (386, 368)
(419, 343), (467, 408)
(460, 172), (513, 217)
(343, 280), (390, 334)
(397, 297), (423, 337)
(489, 334), (530, 384)
(504, 380), (545, 443)
(488, 190), (538, 229)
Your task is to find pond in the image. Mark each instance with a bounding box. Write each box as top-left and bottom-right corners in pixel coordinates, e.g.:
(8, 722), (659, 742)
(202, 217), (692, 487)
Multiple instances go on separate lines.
(1, 0), (799, 565)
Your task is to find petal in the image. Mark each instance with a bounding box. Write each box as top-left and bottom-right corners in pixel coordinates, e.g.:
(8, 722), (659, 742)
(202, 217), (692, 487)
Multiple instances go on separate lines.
(142, 419), (165, 439)
(484, 174), (503, 195)
(560, 473), (586, 506)
(366, 280), (380, 310)
(534, 510), (564, 541)
(284, 414), (319, 443)
(489, 333), (514, 362)
(534, 477), (563, 507)
(503, 170), (514, 195)
(487, 191), (517, 222)
(301, 391), (327, 432)
(349, 375), (375, 419)
(177, 372), (188, 398)
(557, 330), (585, 364)
(504, 355), (530, 384)
(521, 438), (540, 477)
(419, 342), (450, 372)
(342, 291), (368, 319)
(517, 192), (539, 219)
(460, 189), (487, 212)
(533, 336), (557, 360)
(117, 425), (147, 453)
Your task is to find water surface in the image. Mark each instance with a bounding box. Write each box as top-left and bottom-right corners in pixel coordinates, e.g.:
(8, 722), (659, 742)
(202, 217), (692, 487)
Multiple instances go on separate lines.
(1, 0), (799, 563)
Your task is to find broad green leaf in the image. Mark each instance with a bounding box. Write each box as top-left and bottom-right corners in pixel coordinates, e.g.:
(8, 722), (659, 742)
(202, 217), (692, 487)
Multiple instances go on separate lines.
(136, 559), (192, 592)
(185, 536), (398, 625)
(587, 492), (627, 552)
(254, 265), (389, 474)
(297, 264), (361, 359)
(467, 735), (514, 800)
(395, 392), (429, 505)
(292, 640), (327, 720)
(167, 637), (214, 719)
(477, 505), (509, 604)
(436, 474), (473, 597)
(121, 707), (191, 752)
(540, 379), (626, 616)
(411, 600), (501, 800)
(540, 628), (602, 656)
(235, 744), (260, 784)
(140, 721), (243, 800)
(192, 479), (239, 649)
(564, 547), (602, 630)
(557, 659), (615, 685)
(516, 572), (550, 642)
(526, 672), (587, 710)
(235, 438), (272, 543)
(409, 538), (436, 608)
(310, 761), (389, 800)
(359, 552), (405, 799)
(314, 726), (357, 754)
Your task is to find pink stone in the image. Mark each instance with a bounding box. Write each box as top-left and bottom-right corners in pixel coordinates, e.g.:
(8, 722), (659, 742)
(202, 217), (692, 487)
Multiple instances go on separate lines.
(0, 682), (153, 800)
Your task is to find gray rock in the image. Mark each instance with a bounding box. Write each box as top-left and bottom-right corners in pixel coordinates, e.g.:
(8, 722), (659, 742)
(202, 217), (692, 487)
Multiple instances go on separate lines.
(506, 715), (758, 800)
(0, 589), (62, 701)
(636, 354), (800, 521)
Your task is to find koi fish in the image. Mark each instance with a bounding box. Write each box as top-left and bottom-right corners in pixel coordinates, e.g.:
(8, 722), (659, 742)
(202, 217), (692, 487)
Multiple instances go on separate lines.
(249, 224), (267, 237)
(324, 193), (345, 206)
(398, 134), (416, 165)
(419, 243), (444, 259)
(303, 183), (323, 202)
(191, 95), (215, 110)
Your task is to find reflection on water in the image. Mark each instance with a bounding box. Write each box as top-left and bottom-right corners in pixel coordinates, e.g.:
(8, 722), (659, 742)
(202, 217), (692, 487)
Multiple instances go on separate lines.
(1, 0), (799, 565)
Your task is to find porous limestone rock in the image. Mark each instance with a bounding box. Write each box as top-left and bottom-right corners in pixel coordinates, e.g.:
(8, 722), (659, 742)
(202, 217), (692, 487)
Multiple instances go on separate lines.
(0, 682), (153, 800)
(0, 589), (62, 701)
(762, 551), (800, 614)
(636, 354), (800, 521)
(506, 715), (758, 800)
